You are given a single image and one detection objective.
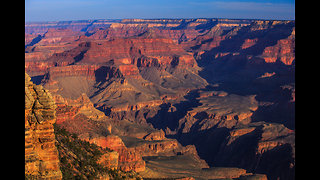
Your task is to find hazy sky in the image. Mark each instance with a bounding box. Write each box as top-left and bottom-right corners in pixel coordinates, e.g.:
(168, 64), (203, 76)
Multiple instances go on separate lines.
(25, 0), (295, 22)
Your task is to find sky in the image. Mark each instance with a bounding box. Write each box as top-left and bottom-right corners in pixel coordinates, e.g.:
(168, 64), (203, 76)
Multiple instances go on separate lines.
(25, 0), (295, 22)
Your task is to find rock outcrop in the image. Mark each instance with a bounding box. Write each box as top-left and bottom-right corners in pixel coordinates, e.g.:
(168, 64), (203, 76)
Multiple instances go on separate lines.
(51, 93), (148, 172)
(25, 73), (62, 179)
(215, 122), (295, 180)
(86, 135), (146, 172)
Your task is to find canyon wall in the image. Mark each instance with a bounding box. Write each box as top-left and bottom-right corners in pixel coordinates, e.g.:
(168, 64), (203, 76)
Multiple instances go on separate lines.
(25, 73), (62, 179)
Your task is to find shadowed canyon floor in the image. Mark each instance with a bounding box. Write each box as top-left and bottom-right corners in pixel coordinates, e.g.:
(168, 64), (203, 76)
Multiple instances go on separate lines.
(25, 18), (295, 180)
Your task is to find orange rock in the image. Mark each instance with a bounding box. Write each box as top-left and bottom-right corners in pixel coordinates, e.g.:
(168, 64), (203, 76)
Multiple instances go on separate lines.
(143, 129), (165, 141)
(88, 135), (146, 172)
(176, 177), (195, 180)
(25, 73), (62, 179)
(261, 37), (295, 65)
(91, 135), (126, 151)
(241, 38), (258, 49)
(97, 151), (119, 170)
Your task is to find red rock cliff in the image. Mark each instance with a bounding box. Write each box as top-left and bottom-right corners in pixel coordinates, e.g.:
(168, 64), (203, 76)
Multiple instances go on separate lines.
(25, 73), (62, 179)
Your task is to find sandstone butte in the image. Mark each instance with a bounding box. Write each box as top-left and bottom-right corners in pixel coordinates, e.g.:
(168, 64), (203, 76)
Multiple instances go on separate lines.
(25, 18), (295, 180)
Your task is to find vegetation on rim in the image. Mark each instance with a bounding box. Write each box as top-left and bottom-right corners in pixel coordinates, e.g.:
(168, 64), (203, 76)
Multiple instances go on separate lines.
(54, 124), (142, 180)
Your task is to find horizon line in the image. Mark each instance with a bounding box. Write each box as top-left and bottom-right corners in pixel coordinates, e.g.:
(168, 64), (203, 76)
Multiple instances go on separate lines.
(25, 17), (295, 24)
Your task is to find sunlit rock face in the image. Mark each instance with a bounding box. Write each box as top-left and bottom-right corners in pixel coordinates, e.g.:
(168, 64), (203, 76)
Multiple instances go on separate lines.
(25, 73), (62, 179)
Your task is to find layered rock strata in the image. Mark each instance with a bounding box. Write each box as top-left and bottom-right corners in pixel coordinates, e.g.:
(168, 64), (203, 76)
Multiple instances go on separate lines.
(25, 73), (62, 179)
(25, 18), (295, 180)
(52, 93), (147, 172)
(215, 122), (295, 180)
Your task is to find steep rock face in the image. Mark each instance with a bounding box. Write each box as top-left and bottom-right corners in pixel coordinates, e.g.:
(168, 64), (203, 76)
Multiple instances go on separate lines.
(195, 20), (295, 65)
(46, 65), (99, 80)
(25, 29), (83, 76)
(260, 27), (295, 65)
(55, 34), (198, 69)
(25, 61), (56, 76)
(215, 122), (295, 180)
(37, 28), (84, 46)
(178, 93), (258, 132)
(25, 41), (79, 62)
(25, 73), (62, 179)
(87, 23), (148, 40)
(85, 135), (146, 172)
